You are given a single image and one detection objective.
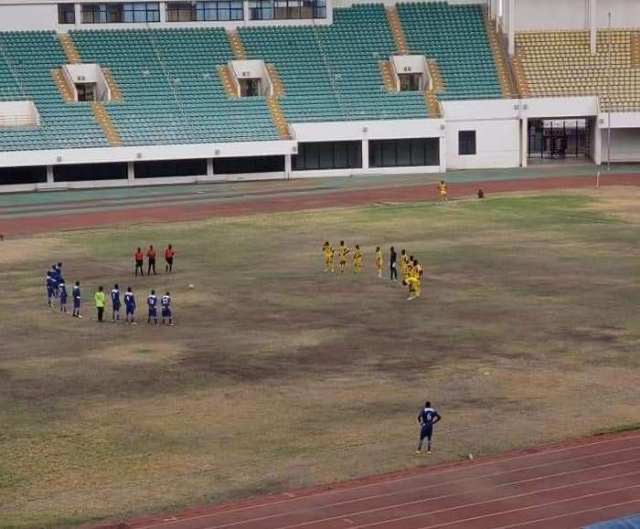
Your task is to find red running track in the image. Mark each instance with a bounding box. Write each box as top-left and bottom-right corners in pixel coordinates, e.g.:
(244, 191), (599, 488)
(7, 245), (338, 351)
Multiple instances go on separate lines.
(102, 432), (640, 529)
(3, 173), (640, 237)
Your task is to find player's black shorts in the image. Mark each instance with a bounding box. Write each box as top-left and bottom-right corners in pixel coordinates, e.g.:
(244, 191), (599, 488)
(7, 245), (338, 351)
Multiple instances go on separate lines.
(420, 424), (433, 440)
(126, 305), (135, 315)
(166, 257), (173, 265)
(162, 307), (171, 318)
(113, 301), (121, 311)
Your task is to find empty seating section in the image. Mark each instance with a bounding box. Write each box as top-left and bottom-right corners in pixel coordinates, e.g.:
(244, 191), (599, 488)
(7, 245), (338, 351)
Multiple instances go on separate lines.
(71, 28), (278, 145)
(516, 31), (640, 112)
(0, 31), (107, 152)
(397, 2), (502, 100)
(239, 4), (428, 123)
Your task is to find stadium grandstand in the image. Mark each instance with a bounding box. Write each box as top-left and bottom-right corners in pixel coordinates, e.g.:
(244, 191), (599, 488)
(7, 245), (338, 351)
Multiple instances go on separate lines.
(0, 0), (639, 191)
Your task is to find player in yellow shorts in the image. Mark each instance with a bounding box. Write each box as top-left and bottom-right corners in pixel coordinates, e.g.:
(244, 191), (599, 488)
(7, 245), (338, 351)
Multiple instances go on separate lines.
(400, 249), (409, 280)
(375, 246), (383, 278)
(353, 245), (363, 274)
(406, 255), (415, 281)
(405, 274), (421, 301)
(438, 180), (448, 202)
(338, 240), (350, 273)
(322, 241), (334, 272)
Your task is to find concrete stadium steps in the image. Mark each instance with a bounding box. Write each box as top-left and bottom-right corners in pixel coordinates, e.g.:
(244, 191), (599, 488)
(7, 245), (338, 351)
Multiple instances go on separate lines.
(511, 53), (531, 97)
(70, 28), (279, 145)
(483, 7), (517, 97)
(424, 90), (441, 117)
(267, 63), (285, 96)
(218, 64), (239, 97)
(385, 6), (408, 55)
(51, 68), (74, 102)
(228, 30), (247, 60)
(58, 33), (81, 64)
(91, 101), (122, 146)
(397, 1), (503, 100)
(267, 95), (290, 139)
(379, 60), (396, 92)
(102, 68), (123, 101)
(239, 4), (429, 123)
(427, 59), (445, 93)
(0, 31), (109, 151)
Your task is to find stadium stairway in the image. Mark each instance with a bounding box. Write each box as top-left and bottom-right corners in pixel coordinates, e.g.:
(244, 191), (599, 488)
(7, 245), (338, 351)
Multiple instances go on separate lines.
(398, 1), (503, 100)
(386, 6), (408, 55)
(239, 4), (429, 123)
(228, 30), (247, 60)
(91, 101), (122, 146)
(483, 7), (516, 97)
(58, 34), (80, 64)
(51, 68), (74, 102)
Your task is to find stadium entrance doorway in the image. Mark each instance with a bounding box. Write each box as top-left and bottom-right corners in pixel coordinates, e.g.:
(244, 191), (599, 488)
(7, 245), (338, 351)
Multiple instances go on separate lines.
(528, 118), (592, 161)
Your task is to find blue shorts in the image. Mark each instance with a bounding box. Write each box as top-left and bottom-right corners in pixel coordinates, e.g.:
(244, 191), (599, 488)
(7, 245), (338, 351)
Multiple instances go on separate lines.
(73, 298), (81, 309)
(113, 301), (121, 311)
(47, 287), (53, 299)
(126, 305), (135, 315)
(420, 425), (433, 440)
(148, 308), (157, 318)
(162, 307), (171, 318)
(60, 295), (67, 304)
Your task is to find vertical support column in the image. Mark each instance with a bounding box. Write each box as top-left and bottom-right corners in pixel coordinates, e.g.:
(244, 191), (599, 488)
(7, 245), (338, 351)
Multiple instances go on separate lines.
(159, 1), (167, 22)
(438, 133), (447, 173)
(206, 158), (214, 178)
(74, 3), (82, 26)
(127, 161), (135, 184)
(520, 117), (528, 168)
(284, 154), (292, 179)
(508, 0), (515, 56)
(590, 0), (597, 54)
(243, 0), (250, 23)
(46, 165), (54, 184)
(593, 117), (603, 165)
(361, 139), (369, 171)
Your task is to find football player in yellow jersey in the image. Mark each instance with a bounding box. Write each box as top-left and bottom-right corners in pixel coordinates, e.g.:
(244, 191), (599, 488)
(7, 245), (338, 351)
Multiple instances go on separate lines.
(400, 249), (409, 279)
(338, 240), (350, 273)
(438, 180), (448, 202)
(406, 255), (415, 281)
(375, 246), (383, 278)
(405, 274), (420, 301)
(353, 244), (363, 274)
(413, 258), (423, 281)
(322, 241), (334, 272)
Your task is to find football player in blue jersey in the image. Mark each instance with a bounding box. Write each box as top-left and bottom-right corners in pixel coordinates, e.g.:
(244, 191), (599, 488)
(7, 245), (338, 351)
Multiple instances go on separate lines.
(111, 283), (121, 322)
(124, 287), (136, 324)
(147, 289), (158, 325)
(161, 291), (173, 326)
(416, 401), (442, 455)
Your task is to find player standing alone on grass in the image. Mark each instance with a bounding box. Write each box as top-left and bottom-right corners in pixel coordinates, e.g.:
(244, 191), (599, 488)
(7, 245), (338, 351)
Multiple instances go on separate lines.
(134, 247), (144, 277)
(111, 284), (121, 321)
(147, 245), (157, 275)
(438, 180), (448, 202)
(165, 244), (176, 272)
(416, 401), (441, 455)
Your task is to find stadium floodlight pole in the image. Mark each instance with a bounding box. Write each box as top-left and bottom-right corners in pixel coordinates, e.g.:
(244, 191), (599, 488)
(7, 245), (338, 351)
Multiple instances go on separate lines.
(607, 11), (612, 173)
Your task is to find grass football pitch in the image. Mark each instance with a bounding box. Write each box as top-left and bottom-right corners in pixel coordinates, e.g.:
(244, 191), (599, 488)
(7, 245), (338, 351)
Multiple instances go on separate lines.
(1, 187), (640, 529)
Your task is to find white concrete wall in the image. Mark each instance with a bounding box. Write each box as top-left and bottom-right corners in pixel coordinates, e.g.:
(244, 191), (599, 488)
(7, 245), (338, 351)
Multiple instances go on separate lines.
(512, 0), (589, 31)
(597, 0), (640, 28)
(603, 128), (640, 162)
(0, 3), (58, 30)
(446, 119), (520, 169)
(0, 100), (40, 127)
(290, 118), (446, 142)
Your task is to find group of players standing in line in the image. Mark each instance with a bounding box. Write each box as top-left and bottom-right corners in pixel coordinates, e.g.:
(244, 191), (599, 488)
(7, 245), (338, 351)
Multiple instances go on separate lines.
(44, 244), (177, 325)
(322, 241), (424, 300)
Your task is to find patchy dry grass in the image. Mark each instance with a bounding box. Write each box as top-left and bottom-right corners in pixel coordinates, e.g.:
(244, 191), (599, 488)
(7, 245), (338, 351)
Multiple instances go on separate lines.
(1, 189), (640, 529)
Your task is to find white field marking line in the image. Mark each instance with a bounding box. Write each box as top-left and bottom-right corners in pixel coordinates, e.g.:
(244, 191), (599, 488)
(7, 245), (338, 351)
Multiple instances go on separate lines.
(132, 434), (640, 529)
(490, 498), (640, 529)
(358, 483), (640, 529)
(195, 455), (640, 529)
(228, 466), (640, 529)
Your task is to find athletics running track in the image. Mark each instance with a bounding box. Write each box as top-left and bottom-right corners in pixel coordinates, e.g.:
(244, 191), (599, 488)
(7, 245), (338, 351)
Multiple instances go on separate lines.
(93, 432), (640, 529)
(2, 172), (640, 237)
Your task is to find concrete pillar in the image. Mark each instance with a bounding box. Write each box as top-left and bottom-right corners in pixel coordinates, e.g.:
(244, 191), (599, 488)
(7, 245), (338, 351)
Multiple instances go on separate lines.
(284, 154), (292, 179)
(206, 158), (214, 177)
(74, 3), (82, 26)
(243, 0), (250, 22)
(46, 165), (54, 184)
(593, 117), (603, 165)
(127, 161), (135, 184)
(508, 0), (515, 56)
(361, 139), (369, 170)
(589, 0), (597, 54)
(520, 117), (528, 168)
(159, 1), (167, 22)
(438, 134), (447, 173)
